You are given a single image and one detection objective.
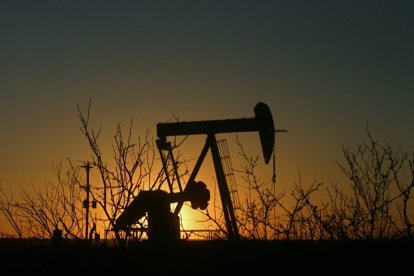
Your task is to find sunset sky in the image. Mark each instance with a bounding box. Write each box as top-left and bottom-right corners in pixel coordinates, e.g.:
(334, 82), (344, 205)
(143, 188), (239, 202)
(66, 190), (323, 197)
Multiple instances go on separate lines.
(1, 1), (413, 230)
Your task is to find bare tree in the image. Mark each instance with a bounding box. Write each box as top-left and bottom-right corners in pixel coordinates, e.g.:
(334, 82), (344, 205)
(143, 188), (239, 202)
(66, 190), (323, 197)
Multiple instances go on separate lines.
(0, 99), (165, 244)
(233, 137), (278, 240)
(73, 99), (168, 244)
(0, 187), (24, 238)
(299, 128), (414, 240)
(221, 128), (414, 241)
(334, 128), (414, 239)
(0, 160), (85, 240)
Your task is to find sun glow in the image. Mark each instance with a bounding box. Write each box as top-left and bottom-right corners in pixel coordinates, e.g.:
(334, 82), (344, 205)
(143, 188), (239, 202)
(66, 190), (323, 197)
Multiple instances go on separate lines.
(177, 203), (217, 240)
(175, 203), (202, 230)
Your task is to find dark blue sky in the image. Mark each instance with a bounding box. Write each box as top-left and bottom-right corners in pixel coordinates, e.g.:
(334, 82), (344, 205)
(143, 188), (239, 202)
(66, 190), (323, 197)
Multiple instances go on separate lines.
(1, 1), (413, 192)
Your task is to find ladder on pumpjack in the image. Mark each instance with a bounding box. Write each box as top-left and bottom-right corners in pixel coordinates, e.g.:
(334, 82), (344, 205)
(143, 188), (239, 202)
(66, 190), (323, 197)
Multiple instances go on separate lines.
(217, 139), (240, 210)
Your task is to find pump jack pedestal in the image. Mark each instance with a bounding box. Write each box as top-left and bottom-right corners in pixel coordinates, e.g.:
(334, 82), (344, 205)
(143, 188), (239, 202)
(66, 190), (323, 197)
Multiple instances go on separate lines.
(145, 193), (180, 241)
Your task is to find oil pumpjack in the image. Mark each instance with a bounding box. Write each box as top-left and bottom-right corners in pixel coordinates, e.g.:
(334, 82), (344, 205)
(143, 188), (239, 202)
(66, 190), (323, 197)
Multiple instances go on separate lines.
(114, 102), (284, 241)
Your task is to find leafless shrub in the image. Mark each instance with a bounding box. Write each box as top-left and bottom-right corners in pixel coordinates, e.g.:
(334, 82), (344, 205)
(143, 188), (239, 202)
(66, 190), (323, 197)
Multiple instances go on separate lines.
(230, 128), (413, 240)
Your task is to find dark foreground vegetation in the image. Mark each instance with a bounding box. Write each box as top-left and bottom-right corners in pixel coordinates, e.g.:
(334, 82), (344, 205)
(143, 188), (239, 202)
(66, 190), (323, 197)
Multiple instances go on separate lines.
(0, 238), (412, 275)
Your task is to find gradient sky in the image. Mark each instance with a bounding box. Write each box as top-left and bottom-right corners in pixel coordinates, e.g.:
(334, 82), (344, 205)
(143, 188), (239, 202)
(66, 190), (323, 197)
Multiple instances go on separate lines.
(1, 1), (413, 209)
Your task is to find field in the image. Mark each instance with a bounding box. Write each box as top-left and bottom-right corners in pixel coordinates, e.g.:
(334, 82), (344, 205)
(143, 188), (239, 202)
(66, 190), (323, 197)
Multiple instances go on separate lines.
(0, 239), (412, 275)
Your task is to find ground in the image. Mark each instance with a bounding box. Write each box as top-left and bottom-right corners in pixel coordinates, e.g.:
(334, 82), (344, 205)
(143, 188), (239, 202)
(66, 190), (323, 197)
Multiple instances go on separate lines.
(0, 239), (412, 275)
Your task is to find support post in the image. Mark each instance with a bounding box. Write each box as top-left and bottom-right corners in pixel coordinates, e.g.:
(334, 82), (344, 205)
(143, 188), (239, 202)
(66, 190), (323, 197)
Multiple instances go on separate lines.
(82, 161), (93, 241)
(209, 134), (240, 240)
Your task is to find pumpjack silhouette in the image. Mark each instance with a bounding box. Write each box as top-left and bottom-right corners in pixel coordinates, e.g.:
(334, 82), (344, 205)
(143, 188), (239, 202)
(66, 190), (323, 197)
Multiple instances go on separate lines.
(114, 102), (285, 241)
